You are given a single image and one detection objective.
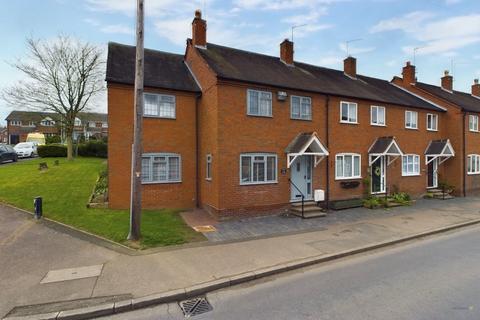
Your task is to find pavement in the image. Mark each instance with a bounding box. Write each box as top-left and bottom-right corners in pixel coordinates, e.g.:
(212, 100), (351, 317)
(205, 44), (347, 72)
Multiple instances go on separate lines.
(1, 197), (480, 319)
(101, 223), (480, 320)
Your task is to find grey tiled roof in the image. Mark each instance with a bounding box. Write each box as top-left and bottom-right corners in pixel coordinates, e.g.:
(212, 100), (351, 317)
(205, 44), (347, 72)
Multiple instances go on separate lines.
(415, 82), (480, 113)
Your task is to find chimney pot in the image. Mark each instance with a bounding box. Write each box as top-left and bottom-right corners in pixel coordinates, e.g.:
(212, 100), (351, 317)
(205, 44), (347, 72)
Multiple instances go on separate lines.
(441, 70), (453, 91)
(402, 61), (416, 85)
(472, 79), (480, 97)
(344, 56), (357, 78)
(192, 9), (206, 47)
(280, 39), (294, 65)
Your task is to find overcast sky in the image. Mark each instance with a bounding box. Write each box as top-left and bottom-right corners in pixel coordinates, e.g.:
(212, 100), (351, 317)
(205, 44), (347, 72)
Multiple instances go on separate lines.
(1, 0), (479, 125)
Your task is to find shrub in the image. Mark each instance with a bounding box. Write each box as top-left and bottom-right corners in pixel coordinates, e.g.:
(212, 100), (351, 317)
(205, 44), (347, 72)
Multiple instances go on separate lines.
(78, 140), (107, 158)
(37, 144), (67, 157)
(363, 197), (380, 209)
(391, 192), (411, 203)
(45, 135), (61, 144)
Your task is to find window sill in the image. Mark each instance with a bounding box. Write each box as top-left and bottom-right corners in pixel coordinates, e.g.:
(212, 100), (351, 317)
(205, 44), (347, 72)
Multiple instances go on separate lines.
(142, 181), (182, 185)
(340, 121), (359, 125)
(205, 178), (212, 181)
(370, 123), (386, 127)
(405, 127), (418, 130)
(291, 117), (312, 121)
(401, 174), (421, 177)
(143, 115), (176, 120)
(335, 176), (362, 181)
(427, 129), (438, 132)
(247, 114), (273, 118)
(469, 130), (479, 133)
(467, 172), (480, 175)
(240, 181), (278, 186)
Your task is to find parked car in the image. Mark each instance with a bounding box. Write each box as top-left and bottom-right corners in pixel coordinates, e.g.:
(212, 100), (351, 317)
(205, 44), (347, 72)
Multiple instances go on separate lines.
(26, 132), (46, 146)
(0, 144), (18, 163)
(14, 142), (37, 158)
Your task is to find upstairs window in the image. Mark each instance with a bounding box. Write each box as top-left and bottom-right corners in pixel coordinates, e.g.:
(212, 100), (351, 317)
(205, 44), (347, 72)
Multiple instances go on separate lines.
(41, 118), (55, 126)
(469, 115), (479, 132)
(405, 111), (418, 129)
(402, 154), (420, 176)
(468, 155), (480, 174)
(240, 153), (277, 185)
(28, 121), (35, 126)
(247, 89), (272, 117)
(371, 106), (386, 126)
(291, 96), (312, 120)
(74, 118), (82, 126)
(427, 114), (438, 131)
(144, 93), (176, 119)
(10, 120), (21, 126)
(340, 101), (358, 124)
(335, 153), (361, 179)
(102, 122), (108, 128)
(141, 153), (181, 183)
(89, 121), (96, 128)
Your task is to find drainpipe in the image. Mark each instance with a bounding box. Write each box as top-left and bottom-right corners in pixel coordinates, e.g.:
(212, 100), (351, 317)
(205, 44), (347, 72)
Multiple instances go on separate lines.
(325, 95), (330, 210)
(463, 111), (466, 197)
(195, 92), (201, 208)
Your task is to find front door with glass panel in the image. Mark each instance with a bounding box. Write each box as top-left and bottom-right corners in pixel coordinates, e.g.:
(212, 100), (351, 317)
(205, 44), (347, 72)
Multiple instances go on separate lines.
(371, 156), (386, 194)
(427, 157), (438, 188)
(290, 156), (313, 201)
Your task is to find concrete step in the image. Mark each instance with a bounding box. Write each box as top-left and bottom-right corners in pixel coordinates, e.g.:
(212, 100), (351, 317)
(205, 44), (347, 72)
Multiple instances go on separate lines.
(290, 201), (317, 207)
(433, 194), (455, 200)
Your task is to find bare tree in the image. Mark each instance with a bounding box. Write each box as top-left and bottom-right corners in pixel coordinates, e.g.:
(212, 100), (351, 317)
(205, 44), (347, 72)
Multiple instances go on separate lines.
(2, 36), (104, 160)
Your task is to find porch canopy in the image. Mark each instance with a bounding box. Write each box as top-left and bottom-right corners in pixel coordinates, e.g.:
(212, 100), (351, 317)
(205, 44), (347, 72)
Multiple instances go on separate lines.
(368, 136), (403, 166)
(285, 132), (329, 168)
(425, 139), (455, 164)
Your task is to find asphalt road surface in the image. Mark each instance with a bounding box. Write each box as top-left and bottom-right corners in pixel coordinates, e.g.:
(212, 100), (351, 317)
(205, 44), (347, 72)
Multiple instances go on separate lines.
(101, 225), (480, 320)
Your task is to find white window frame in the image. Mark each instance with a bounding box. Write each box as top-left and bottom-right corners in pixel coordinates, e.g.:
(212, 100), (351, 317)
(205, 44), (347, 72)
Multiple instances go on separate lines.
(143, 93), (176, 119)
(10, 120), (21, 126)
(206, 154), (212, 181)
(102, 122), (108, 128)
(335, 153), (362, 180)
(426, 113), (438, 131)
(402, 154), (420, 176)
(89, 121), (96, 128)
(290, 95), (312, 120)
(370, 105), (386, 126)
(240, 153), (277, 185)
(467, 154), (480, 175)
(405, 110), (418, 129)
(141, 153), (181, 184)
(469, 115), (479, 132)
(74, 118), (82, 126)
(247, 89), (272, 117)
(340, 101), (358, 124)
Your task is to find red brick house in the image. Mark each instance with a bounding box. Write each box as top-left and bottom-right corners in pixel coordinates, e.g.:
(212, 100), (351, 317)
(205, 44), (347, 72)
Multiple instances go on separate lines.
(106, 10), (476, 219)
(5, 111), (108, 144)
(393, 63), (480, 196)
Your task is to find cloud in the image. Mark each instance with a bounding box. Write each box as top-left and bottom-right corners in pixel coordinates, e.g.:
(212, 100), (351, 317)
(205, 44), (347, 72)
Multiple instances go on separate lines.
(316, 55), (342, 66)
(372, 12), (480, 55)
(339, 42), (375, 55)
(445, 0), (461, 4)
(232, 0), (346, 11)
(100, 24), (134, 36)
(282, 7), (328, 25)
(86, 0), (208, 17)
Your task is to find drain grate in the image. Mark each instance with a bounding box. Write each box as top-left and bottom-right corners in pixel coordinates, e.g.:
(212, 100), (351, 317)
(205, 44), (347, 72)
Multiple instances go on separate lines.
(179, 297), (213, 317)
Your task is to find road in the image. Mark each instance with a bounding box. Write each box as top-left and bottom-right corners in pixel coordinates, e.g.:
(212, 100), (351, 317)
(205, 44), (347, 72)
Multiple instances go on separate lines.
(100, 225), (480, 320)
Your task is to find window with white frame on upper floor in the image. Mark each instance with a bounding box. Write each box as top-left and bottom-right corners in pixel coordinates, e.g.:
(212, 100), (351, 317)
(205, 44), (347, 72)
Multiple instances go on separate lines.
(371, 106), (385, 126)
(206, 154), (212, 180)
(467, 155), (480, 175)
(335, 153), (361, 180)
(28, 121), (35, 126)
(247, 89), (272, 117)
(291, 95), (312, 120)
(10, 120), (21, 126)
(469, 115), (479, 132)
(240, 153), (277, 185)
(402, 154), (420, 176)
(141, 153), (181, 183)
(89, 121), (96, 128)
(426, 114), (438, 131)
(74, 118), (82, 126)
(405, 110), (418, 129)
(143, 93), (176, 119)
(102, 122), (108, 128)
(41, 118), (55, 126)
(340, 101), (358, 124)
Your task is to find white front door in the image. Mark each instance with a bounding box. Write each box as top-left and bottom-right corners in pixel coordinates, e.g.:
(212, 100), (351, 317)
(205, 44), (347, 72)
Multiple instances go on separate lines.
(371, 155), (386, 194)
(290, 156), (313, 201)
(427, 157), (438, 188)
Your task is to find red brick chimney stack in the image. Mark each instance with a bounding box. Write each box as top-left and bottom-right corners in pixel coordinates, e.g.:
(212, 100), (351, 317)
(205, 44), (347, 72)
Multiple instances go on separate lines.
(344, 56), (357, 78)
(472, 79), (480, 97)
(402, 61), (416, 85)
(280, 39), (294, 65)
(441, 70), (453, 92)
(192, 9), (206, 47)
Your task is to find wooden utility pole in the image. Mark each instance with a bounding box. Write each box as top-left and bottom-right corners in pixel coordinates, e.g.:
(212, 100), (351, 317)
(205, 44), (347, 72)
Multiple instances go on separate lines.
(128, 0), (144, 241)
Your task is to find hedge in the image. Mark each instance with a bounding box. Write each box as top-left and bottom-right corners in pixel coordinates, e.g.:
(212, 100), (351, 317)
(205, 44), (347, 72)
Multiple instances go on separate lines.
(78, 141), (107, 158)
(38, 144), (67, 157)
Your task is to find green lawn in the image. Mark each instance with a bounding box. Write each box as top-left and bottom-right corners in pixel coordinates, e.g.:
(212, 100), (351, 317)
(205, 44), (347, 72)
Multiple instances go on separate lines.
(0, 157), (205, 248)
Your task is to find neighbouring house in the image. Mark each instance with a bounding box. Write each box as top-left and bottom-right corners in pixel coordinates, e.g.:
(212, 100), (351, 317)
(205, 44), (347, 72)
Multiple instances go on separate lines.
(5, 111), (108, 144)
(106, 10), (477, 220)
(0, 127), (8, 143)
(393, 64), (480, 196)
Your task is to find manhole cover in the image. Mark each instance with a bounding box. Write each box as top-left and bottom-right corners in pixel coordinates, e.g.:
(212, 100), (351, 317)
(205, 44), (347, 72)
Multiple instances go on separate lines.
(179, 297), (213, 317)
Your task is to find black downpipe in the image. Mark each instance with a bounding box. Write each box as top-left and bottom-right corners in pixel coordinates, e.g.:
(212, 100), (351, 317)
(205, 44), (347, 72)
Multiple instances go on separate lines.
(463, 111), (467, 197)
(325, 95), (330, 210)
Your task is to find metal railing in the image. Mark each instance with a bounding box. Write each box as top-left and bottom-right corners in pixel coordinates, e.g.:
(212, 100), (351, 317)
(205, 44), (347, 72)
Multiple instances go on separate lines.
(289, 178), (305, 219)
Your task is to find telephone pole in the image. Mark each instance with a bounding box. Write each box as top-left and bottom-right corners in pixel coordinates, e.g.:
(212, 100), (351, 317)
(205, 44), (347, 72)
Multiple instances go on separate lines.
(128, 0), (144, 241)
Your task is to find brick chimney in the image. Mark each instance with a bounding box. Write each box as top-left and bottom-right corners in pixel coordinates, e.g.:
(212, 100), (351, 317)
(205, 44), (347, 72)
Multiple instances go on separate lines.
(441, 70), (453, 92)
(344, 56), (357, 78)
(402, 61), (416, 85)
(192, 9), (206, 47)
(280, 39), (294, 65)
(472, 79), (480, 97)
